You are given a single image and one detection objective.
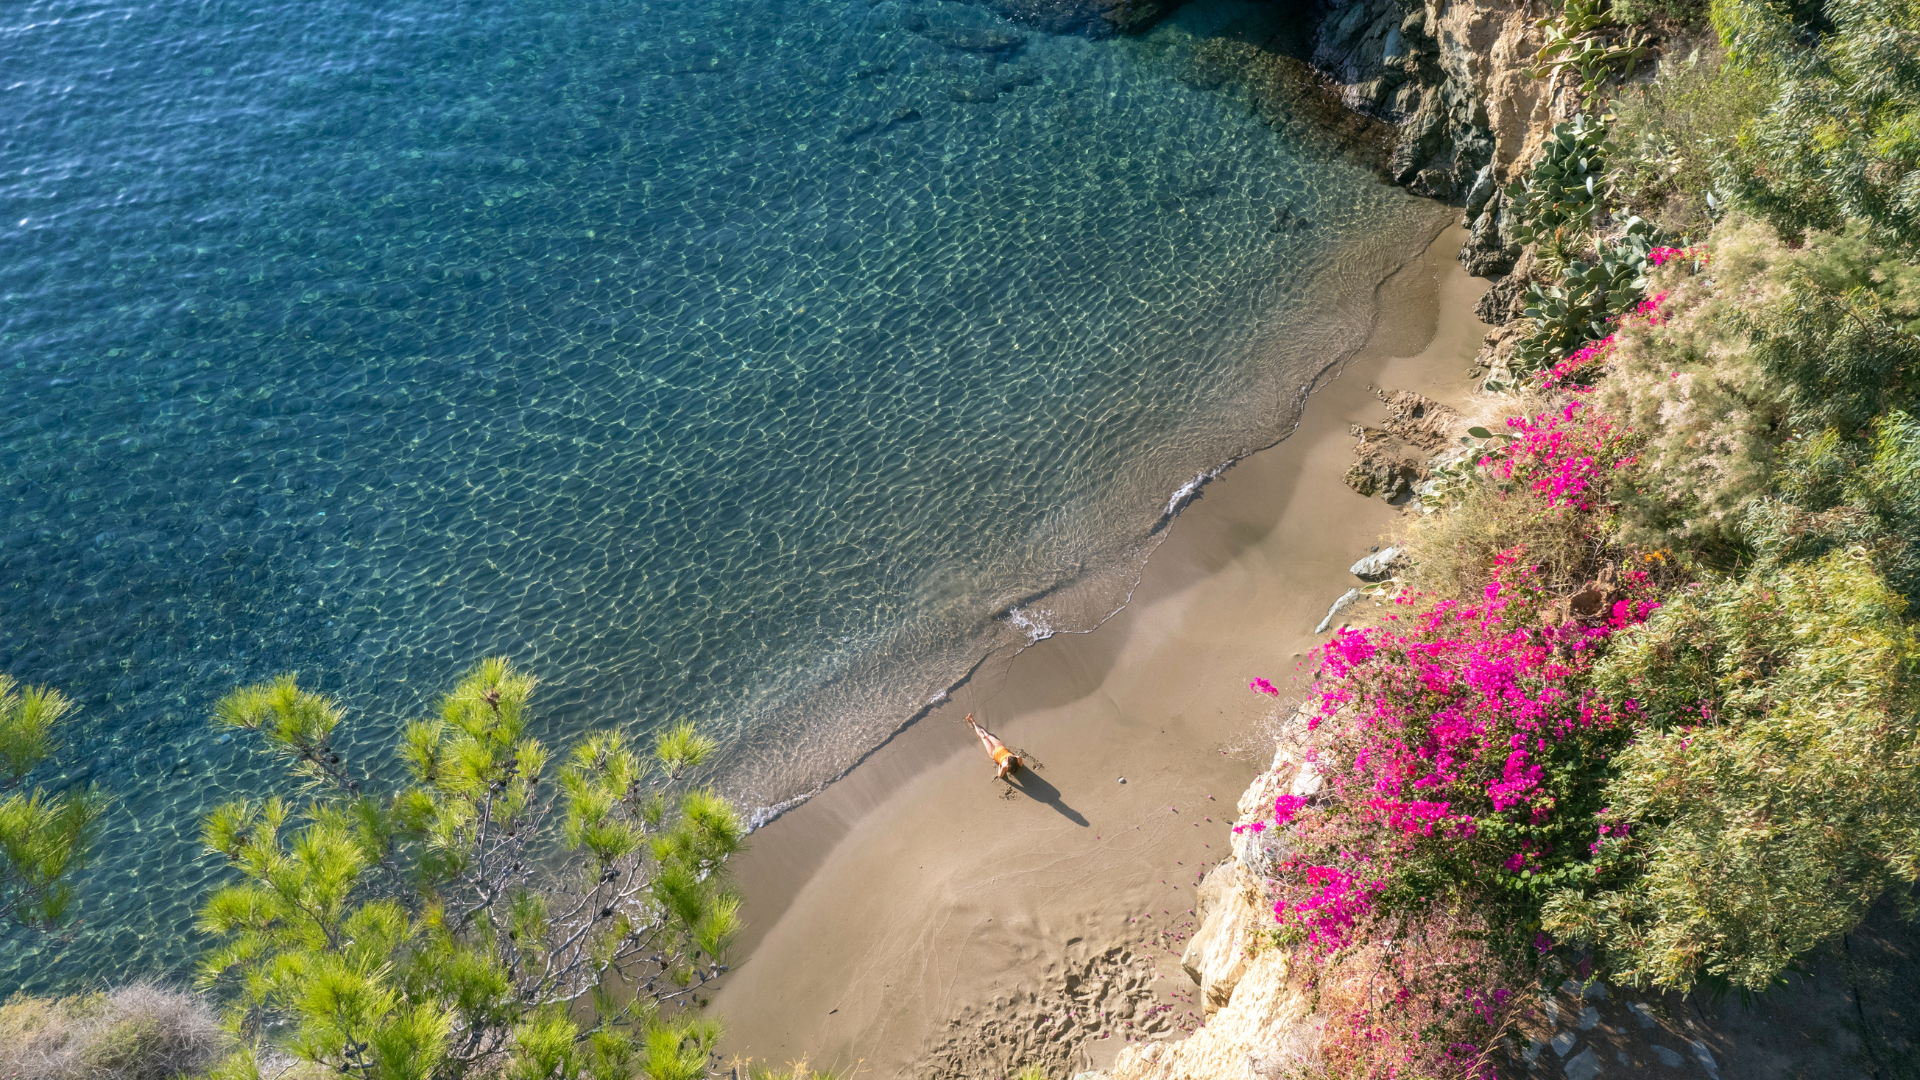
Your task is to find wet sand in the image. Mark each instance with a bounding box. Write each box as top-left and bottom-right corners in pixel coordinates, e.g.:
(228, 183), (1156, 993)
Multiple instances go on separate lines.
(708, 225), (1491, 1078)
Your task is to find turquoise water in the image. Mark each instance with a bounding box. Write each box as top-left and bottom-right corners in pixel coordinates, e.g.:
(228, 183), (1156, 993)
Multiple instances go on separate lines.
(0, 0), (1439, 989)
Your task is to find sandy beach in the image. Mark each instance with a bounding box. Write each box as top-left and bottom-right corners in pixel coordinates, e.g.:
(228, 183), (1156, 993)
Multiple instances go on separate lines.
(708, 224), (1492, 1078)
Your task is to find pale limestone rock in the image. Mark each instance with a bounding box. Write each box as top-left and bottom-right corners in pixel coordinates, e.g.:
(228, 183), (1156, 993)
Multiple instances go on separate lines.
(1230, 744), (1323, 873)
(1108, 950), (1318, 1080)
(1315, 588), (1364, 633)
(1179, 862), (1268, 1016)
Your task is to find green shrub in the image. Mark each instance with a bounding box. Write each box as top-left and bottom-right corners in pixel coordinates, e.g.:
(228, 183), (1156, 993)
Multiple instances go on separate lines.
(1401, 473), (1602, 599)
(1715, 0), (1920, 252)
(1749, 410), (1920, 602)
(0, 677), (105, 937)
(1602, 216), (1920, 551)
(1605, 43), (1771, 233)
(1542, 548), (1920, 992)
(1597, 222), (1788, 550)
(1612, 0), (1713, 26)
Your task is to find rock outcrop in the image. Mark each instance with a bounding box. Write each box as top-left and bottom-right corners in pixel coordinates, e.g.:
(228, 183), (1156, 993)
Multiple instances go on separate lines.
(1312, 0), (1560, 274)
(1342, 388), (1465, 501)
(1178, 862), (1267, 1017)
(1104, 744), (1326, 1080)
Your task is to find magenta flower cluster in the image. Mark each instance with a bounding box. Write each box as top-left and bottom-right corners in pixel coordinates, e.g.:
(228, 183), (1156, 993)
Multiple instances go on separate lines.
(1244, 403), (1655, 955)
(1540, 291), (1669, 391)
(1483, 401), (1633, 512)
(1645, 245), (1705, 267)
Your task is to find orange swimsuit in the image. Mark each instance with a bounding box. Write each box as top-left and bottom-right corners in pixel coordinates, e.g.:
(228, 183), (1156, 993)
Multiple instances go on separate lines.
(991, 745), (1017, 768)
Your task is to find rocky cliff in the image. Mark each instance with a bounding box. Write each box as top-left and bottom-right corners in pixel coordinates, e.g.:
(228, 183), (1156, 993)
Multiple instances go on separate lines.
(1312, 0), (1561, 275)
(1101, 743), (1325, 1080)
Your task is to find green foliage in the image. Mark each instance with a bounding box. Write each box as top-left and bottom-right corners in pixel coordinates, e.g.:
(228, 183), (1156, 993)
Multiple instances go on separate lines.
(1606, 44), (1772, 233)
(1725, 244), (1920, 435)
(1543, 549), (1920, 991)
(1612, 0), (1713, 26)
(1506, 219), (1657, 379)
(213, 673), (361, 795)
(1603, 217), (1920, 551)
(0, 675), (105, 937)
(1507, 116), (1612, 257)
(198, 658), (744, 1080)
(1526, 1), (1654, 96)
(1748, 410), (1920, 601)
(1715, 0), (1920, 251)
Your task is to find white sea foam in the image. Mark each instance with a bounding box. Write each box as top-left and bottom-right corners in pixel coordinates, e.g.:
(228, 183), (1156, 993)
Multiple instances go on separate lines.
(1005, 605), (1055, 644)
(1165, 466), (1225, 516)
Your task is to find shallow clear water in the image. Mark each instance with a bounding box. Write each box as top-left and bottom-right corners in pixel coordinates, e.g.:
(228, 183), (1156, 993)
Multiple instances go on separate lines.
(0, 0), (1439, 988)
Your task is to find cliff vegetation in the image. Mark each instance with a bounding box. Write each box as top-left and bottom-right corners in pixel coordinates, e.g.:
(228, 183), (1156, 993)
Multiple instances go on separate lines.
(1126, 0), (1920, 1075)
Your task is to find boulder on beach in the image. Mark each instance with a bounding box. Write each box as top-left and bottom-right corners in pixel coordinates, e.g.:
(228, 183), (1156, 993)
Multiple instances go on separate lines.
(1349, 546), (1401, 581)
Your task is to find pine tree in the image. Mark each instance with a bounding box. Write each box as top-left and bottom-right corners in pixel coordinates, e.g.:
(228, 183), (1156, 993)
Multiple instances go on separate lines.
(197, 658), (743, 1080)
(0, 674), (105, 937)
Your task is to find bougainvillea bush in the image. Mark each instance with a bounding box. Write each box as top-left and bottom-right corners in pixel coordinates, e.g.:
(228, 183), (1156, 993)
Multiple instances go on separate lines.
(1241, 399), (1660, 1076)
(1274, 565), (1654, 955)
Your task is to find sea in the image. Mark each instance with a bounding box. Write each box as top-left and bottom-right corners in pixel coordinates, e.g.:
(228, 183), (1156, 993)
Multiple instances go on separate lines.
(0, 0), (1444, 990)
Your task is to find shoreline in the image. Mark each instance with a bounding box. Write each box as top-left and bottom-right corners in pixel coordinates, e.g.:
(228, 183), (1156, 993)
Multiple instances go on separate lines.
(708, 224), (1492, 1076)
(733, 207), (1452, 837)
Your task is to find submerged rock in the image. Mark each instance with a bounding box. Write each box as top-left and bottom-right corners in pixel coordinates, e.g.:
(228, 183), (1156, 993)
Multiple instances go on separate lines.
(968, 0), (1182, 36)
(915, 25), (1027, 52)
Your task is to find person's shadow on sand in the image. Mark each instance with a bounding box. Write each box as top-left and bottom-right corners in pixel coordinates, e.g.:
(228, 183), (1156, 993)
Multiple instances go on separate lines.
(1001, 767), (1089, 826)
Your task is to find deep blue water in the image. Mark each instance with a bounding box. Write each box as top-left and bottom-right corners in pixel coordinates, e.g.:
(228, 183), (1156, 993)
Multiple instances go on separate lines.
(0, 0), (1439, 988)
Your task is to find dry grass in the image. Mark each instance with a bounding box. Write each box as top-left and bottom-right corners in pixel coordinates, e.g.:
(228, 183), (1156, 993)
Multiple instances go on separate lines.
(1400, 480), (1605, 600)
(725, 1058), (855, 1080)
(0, 984), (225, 1080)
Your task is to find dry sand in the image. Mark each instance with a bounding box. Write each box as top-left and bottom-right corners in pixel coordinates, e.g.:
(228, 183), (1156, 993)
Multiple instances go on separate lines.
(707, 225), (1492, 1079)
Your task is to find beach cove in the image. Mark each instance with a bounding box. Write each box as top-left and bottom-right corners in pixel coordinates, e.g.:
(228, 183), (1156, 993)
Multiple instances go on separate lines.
(0, 0), (1440, 992)
(711, 226), (1493, 1076)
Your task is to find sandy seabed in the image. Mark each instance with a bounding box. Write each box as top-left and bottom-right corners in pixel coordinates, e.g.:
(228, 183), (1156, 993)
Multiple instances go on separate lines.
(707, 225), (1492, 1079)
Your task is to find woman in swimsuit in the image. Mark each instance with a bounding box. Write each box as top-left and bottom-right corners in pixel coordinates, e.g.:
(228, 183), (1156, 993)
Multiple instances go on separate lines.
(966, 713), (1020, 779)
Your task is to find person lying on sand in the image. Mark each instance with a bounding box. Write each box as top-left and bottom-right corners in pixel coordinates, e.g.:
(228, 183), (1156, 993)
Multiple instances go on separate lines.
(966, 713), (1020, 780)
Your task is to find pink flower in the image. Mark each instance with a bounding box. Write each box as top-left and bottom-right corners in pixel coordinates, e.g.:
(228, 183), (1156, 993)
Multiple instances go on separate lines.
(1249, 677), (1280, 697)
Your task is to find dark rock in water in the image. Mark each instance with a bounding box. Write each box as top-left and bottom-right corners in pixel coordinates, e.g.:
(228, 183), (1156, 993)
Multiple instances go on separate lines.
(967, 0), (1185, 37)
(916, 25), (1028, 53)
(838, 107), (926, 143)
(949, 81), (1002, 103)
(948, 68), (1039, 104)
